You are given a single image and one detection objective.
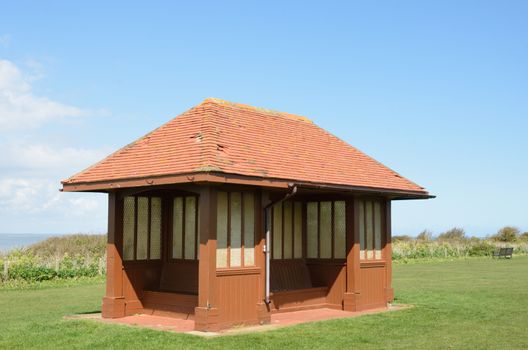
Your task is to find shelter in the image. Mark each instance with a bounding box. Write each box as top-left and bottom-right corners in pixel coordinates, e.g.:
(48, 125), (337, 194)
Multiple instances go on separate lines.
(62, 98), (432, 331)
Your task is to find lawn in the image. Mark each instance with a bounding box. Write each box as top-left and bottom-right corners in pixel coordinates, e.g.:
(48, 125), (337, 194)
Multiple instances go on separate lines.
(1, 257), (527, 349)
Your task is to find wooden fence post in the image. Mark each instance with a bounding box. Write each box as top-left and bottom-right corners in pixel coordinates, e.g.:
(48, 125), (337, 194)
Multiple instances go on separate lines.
(3, 259), (8, 280)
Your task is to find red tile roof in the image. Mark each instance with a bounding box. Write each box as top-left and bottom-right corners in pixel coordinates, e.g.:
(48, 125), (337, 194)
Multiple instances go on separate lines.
(62, 98), (429, 195)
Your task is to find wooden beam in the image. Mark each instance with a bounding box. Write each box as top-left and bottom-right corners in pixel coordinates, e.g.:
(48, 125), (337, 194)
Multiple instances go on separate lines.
(384, 200), (394, 303)
(102, 192), (126, 318)
(195, 186), (220, 331)
(61, 172), (432, 200)
(343, 198), (361, 311)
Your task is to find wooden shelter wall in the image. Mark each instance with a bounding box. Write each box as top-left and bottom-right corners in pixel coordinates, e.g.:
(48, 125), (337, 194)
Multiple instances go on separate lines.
(306, 261), (346, 307)
(216, 270), (261, 324)
(159, 260), (198, 294)
(359, 263), (387, 310)
(122, 261), (162, 314)
(102, 188), (394, 328)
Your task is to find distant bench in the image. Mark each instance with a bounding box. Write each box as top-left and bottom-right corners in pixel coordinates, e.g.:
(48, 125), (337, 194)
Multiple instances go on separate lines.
(492, 247), (513, 259)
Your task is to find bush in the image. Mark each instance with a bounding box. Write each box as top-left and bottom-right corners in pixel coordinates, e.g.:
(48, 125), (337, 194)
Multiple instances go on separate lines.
(437, 227), (466, 242)
(393, 235), (413, 242)
(492, 226), (520, 242)
(468, 241), (495, 257)
(1, 234), (106, 283)
(27, 234), (105, 258)
(393, 239), (528, 261)
(416, 230), (433, 242)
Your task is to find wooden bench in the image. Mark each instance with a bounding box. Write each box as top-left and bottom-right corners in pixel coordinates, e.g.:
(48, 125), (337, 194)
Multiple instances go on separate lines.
(270, 260), (328, 312)
(270, 260), (315, 292)
(492, 247), (513, 259)
(140, 261), (199, 318)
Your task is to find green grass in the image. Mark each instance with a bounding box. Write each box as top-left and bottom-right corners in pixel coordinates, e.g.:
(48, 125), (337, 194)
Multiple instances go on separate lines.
(1, 257), (527, 349)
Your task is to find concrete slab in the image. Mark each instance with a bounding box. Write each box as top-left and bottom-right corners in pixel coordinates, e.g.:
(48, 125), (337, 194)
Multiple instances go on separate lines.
(66, 304), (410, 337)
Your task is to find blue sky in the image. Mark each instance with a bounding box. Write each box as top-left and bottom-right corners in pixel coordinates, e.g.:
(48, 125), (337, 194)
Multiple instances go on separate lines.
(0, 1), (527, 236)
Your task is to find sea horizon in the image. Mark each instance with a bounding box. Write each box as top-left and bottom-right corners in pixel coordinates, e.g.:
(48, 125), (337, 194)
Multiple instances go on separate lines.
(0, 233), (85, 252)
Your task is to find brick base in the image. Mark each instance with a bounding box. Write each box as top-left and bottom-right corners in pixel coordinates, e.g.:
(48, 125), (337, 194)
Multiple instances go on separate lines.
(194, 307), (220, 332)
(385, 288), (394, 303)
(102, 297), (126, 318)
(343, 292), (360, 312)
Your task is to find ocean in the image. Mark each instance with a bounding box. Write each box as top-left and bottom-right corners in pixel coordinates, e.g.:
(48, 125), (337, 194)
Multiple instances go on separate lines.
(0, 233), (56, 252)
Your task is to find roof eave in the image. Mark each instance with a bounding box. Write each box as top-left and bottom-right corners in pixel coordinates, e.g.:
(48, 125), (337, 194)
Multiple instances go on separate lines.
(61, 171), (433, 199)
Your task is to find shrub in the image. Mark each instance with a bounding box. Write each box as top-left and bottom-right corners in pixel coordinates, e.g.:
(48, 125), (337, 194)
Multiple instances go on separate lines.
(416, 230), (433, 242)
(392, 239), (528, 261)
(492, 226), (520, 242)
(468, 241), (495, 257)
(27, 234), (105, 258)
(393, 235), (413, 242)
(1, 234), (106, 283)
(437, 227), (466, 242)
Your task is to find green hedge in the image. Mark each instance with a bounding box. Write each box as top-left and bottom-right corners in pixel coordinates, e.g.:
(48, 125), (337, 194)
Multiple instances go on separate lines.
(1, 247), (105, 283)
(393, 240), (528, 261)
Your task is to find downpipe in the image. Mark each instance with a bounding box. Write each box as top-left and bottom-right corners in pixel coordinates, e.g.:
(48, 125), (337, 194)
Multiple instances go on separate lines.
(263, 185), (298, 305)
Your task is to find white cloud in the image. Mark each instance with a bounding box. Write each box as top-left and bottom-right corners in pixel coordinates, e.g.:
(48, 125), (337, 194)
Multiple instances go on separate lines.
(0, 177), (107, 233)
(0, 58), (109, 233)
(0, 143), (110, 228)
(0, 59), (86, 131)
(0, 177), (105, 214)
(2, 142), (110, 174)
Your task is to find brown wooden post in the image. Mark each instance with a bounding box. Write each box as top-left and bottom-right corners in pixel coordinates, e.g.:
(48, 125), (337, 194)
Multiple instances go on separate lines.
(194, 186), (220, 331)
(384, 200), (394, 303)
(102, 191), (126, 318)
(343, 198), (361, 311)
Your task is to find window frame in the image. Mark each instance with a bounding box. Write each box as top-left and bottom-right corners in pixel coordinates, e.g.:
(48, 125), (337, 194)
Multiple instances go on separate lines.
(121, 195), (163, 262)
(358, 197), (385, 261)
(169, 194), (200, 261)
(270, 200), (304, 260)
(304, 200), (347, 261)
(216, 190), (257, 269)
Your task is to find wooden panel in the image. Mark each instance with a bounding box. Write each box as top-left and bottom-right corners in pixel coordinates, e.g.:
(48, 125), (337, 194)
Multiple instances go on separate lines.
(270, 287), (328, 313)
(122, 262), (162, 307)
(270, 260), (313, 292)
(307, 262), (346, 307)
(142, 290), (197, 318)
(216, 273), (260, 324)
(359, 264), (386, 309)
(159, 261), (198, 294)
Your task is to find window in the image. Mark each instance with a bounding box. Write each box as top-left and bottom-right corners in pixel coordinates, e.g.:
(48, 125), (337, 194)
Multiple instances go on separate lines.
(216, 191), (255, 268)
(270, 201), (303, 259)
(306, 201), (346, 259)
(358, 199), (383, 260)
(122, 196), (162, 261)
(171, 196), (199, 260)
